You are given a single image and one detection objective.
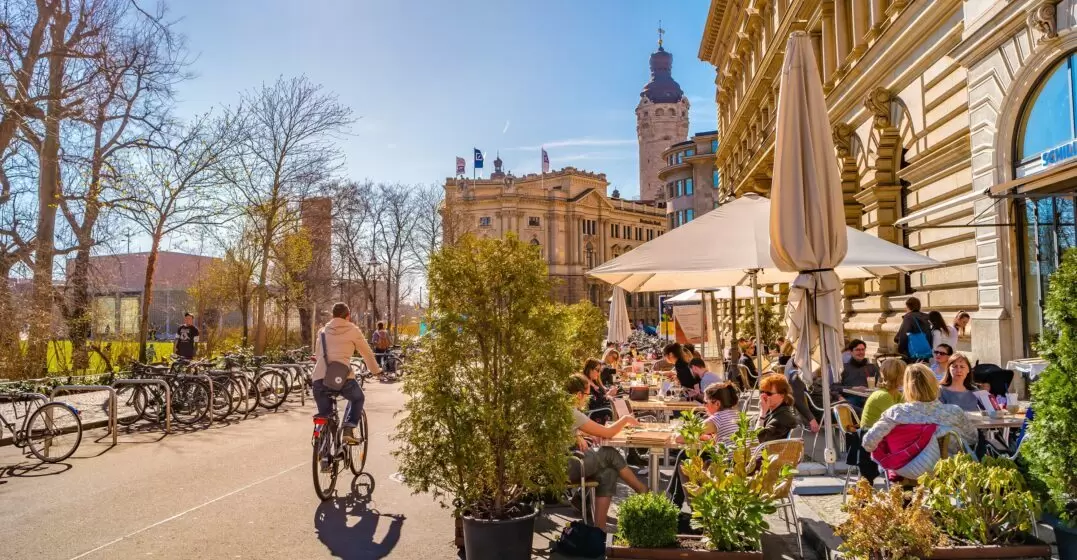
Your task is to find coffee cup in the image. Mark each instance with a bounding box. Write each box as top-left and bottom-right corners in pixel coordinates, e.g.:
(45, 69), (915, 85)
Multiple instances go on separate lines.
(867, 377), (877, 389)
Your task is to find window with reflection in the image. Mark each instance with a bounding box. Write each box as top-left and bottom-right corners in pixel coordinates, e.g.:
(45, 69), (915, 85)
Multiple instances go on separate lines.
(1017, 52), (1077, 177)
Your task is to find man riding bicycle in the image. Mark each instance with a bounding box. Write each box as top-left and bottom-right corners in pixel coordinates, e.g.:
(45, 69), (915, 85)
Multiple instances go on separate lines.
(312, 303), (382, 444)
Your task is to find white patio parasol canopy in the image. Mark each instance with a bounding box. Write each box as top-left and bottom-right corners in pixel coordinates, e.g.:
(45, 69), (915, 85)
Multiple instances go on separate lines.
(666, 288), (779, 304)
(587, 194), (937, 292)
(607, 286), (632, 345)
(770, 32), (845, 466)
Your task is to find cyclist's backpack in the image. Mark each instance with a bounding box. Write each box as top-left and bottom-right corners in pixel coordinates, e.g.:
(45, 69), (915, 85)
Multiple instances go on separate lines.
(320, 332), (350, 390)
(552, 520), (605, 558)
(906, 318), (933, 361)
(374, 330), (391, 352)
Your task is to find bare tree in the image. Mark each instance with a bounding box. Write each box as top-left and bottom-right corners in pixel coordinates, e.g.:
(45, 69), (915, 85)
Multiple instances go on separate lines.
(223, 76), (352, 353)
(410, 183), (443, 279)
(329, 179), (378, 326)
(371, 183), (418, 338)
(118, 113), (238, 361)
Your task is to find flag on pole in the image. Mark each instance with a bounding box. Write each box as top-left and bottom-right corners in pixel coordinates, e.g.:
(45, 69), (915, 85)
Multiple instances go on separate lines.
(473, 148), (484, 169)
(455, 157), (465, 176)
(541, 147), (550, 173)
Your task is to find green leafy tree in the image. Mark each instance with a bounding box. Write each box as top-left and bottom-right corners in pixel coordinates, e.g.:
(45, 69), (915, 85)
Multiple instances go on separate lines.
(1025, 248), (1077, 526)
(393, 234), (592, 519)
(549, 301), (607, 363)
(736, 301), (784, 349)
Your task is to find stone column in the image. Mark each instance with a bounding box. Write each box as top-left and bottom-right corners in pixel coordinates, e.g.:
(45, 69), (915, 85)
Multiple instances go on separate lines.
(821, 2), (837, 85)
(870, 0), (888, 35)
(811, 32), (824, 78)
(832, 123), (863, 229)
(852, 0), (870, 55)
(834, 0), (851, 66)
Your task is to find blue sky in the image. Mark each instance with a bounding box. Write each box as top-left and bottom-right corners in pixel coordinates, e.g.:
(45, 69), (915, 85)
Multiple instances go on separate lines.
(168, 0), (718, 201)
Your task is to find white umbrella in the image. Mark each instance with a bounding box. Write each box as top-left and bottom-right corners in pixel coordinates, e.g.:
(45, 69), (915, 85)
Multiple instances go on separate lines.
(607, 286), (632, 345)
(770, 32), (845, 467)
(667, 288), (779, 304)
(587, 194), (937, 292)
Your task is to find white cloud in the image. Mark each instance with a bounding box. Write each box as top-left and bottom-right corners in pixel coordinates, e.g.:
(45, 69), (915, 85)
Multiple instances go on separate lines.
(502, 120), (511, 134)
(511, 138), (636, 151)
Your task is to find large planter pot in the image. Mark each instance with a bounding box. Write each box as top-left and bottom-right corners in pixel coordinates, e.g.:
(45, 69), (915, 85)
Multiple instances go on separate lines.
(606, 533), (763, 559)
(460, 505), (538, 560)
(1051, 517), (1077, 560)
(927, 543), (1053, 559)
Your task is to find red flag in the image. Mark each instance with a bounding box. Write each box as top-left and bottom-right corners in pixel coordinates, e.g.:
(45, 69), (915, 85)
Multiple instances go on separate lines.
(455, 157), (465, 176)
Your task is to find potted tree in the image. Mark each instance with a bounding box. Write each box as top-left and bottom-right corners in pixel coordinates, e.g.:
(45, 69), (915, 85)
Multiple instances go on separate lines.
(392, 234), (604, 560)
(1024, 248), (1077, 560)
(607, 414), (792, 558)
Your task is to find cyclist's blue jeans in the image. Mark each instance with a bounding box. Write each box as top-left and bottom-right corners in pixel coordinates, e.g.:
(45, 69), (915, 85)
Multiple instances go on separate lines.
(313, 379), (364, 428)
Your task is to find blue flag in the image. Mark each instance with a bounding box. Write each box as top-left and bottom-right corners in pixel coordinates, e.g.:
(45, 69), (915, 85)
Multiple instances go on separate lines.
(474, 148), (484, 169)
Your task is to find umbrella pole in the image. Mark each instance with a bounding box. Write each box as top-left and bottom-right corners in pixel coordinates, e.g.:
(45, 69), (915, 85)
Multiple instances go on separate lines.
(750, 270), (764, 376)
(813, 287), (837, 471)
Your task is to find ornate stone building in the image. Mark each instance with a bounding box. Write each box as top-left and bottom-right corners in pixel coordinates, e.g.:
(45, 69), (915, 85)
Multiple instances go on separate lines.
(445, 159), (667, 325)
(698, 0), (1077, 364)
(637, 36), (691, 202)
(659, 131), (722, 229)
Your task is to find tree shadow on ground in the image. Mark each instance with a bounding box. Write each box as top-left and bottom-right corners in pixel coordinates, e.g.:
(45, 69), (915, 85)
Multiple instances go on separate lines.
(314, 475), (406, 559)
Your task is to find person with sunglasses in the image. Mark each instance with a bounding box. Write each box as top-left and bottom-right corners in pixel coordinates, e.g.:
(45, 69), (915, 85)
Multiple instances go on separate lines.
(756, 373), (800, 443)
(930, 343), (953, 382)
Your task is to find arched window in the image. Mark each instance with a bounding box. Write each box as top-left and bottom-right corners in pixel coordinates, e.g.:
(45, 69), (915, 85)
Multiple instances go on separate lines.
(1017, 52), (1077, 177)
(655, 108), (665, 117)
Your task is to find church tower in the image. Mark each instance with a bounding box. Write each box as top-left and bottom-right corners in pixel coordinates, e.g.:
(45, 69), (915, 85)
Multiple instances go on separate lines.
(636, 27), (689, 202)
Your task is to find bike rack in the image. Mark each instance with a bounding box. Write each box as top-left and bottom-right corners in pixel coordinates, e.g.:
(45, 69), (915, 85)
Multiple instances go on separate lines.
(50, 385), (117, 446)
(266, 364), (308, 405)
(185, 374), (215, 428)
(111, 379), (172, 434)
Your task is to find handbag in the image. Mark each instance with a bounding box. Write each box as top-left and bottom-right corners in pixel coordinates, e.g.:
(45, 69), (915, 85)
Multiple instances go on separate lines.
(906, 318), (933, 360)
(552, 520), (605, 558)
(320, 331), (351, 391)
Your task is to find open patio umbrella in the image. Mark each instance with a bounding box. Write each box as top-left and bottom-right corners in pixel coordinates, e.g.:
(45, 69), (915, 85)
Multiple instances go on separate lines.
(607, 286), (632, 345)
(666, 288), (779, 304)
(770, 31), (845, 467)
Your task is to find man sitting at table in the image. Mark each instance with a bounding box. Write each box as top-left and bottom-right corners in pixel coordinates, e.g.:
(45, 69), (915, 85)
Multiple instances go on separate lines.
(565, 373), (649, 528)
(690, 358), (723, 392)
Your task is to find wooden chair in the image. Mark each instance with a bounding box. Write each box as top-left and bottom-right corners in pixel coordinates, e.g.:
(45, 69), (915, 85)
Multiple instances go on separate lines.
(758, 438), (806, 559)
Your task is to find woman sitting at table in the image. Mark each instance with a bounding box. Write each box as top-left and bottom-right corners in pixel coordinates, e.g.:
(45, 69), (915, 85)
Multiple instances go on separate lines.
(939, 352), (981, 412)
(663, 342), (699, 399)
(600, 349), (620, 387)
(668, 382), (741, 507)
(584, 358), (617, 423)
(565, 373), (649, 528)
(853, 357), (906, 483)
(756, 373), (800, 443)
(862, 364), (976, 481)
(839, 340), (879, 411)
(777, 340), (794, 366)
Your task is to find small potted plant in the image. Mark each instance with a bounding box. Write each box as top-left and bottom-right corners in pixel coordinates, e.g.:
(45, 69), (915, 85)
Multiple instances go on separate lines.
(836, 481), (941, 560)
(393, 234), (605, 560)
(1024, 248), (1077, 560)
(607, 414), (792, 558)
(608, 493), (680, 555)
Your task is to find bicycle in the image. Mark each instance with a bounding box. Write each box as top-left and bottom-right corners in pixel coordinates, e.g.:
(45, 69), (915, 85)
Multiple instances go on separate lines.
(0, 392), (83, 463)
(311, 390), (370, 500)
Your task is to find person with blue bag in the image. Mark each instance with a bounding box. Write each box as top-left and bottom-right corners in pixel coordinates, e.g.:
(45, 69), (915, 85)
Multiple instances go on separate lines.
(894, 297), (934, 363)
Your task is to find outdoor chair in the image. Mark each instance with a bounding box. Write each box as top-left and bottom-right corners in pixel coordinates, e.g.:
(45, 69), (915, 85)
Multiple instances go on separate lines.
(736, 364), (758, 412)
(567, 452), (598, 525)
(832, 403), (862, 503)
(758, 438), (806, 559)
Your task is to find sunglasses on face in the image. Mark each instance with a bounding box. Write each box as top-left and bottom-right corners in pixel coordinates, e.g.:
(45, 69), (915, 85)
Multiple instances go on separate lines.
(933, 350), (951, 356)
(760, 390), (777, 396)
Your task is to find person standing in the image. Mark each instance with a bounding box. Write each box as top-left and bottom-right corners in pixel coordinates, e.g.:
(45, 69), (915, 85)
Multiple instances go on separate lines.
(371, 321), (391, 369)
(175, 313), (199, 359)
(894, 297), (933, 362)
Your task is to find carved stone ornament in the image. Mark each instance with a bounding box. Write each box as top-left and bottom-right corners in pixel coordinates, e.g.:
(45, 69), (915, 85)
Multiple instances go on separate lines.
(833, 123), (855, 158)
(864, 87), (894, 129)
(1027, 1), (1059, 45)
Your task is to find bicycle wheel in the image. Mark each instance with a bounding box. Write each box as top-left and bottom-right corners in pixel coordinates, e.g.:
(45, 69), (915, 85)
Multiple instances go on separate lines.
(255, 370), (287, 410)
(210, 378), (235, 421)
(115, 385), (143, 426)
(312, 428), (338, 500)
(347, 409), (369, 475)
(232, 375), (255, 415)
(25, 402), (83, 463)
(172, 380), (211, 425)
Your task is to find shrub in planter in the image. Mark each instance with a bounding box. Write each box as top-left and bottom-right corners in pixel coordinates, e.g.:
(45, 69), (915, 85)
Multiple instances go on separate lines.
(615, 493), (679, 548)
(1025, 247), (1077, 556)
(918, 455), (1040, 545)
(679, 413), (793, 552)
(391, 234), (602, 559)
(837, 480), (941, 560)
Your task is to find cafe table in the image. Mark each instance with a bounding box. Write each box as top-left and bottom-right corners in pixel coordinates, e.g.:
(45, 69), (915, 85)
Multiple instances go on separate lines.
(627, 398), (704, 414)
(604, 423), (684, 492)
(841, 386), (874, 399)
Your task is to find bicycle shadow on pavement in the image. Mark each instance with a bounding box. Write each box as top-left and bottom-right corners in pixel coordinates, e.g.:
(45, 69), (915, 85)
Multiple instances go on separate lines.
(314, 475), (406, 559)
(0, 460), (71, 480)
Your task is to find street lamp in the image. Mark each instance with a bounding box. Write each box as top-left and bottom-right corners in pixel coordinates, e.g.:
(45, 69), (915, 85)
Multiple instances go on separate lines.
(367, 255), (380, 330)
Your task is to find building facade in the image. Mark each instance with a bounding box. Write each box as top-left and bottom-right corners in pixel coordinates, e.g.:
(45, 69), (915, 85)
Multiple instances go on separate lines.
(697, 0), (1077, 365)
(659, 130), (722, 229)
(445, 163), (668, 325)
(637, 38), (691, 202)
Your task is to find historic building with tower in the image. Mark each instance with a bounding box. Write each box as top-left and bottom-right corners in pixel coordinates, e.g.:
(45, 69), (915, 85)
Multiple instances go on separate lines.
(444, 156), (667, 325)
(637, 32), (691, 203)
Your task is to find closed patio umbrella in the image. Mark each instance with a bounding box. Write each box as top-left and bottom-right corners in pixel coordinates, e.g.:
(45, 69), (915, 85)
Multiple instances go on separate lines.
(607, 286), (632, 345)
(770, 32), (846, 467)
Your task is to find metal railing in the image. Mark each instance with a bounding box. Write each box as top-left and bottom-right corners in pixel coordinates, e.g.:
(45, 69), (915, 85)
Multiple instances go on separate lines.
(50, 385), (117, 446)
(111, 379), (172, 434)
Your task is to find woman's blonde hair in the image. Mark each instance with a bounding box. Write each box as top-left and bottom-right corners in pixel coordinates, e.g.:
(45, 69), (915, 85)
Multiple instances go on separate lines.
(904, 363), (939, 403)
(759, 373), (794, 406)
(780, 340), (794, 356)
(878, 357), (906, 392)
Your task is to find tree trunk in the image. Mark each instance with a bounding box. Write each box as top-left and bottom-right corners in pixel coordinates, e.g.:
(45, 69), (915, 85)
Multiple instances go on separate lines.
(66, 250), (92, 372)
(138, 235), (162, 362)
(254, 233), (272, 353)
(240, 295), (250, 347)
(0, 260), (19, 367)
(299, 305), (312, 349)
(26, 18), (69, 377)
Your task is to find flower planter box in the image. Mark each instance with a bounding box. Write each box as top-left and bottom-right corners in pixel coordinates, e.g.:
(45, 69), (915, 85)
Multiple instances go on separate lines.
(606, 533), (763, 560)
(927, 543), (1053, 559)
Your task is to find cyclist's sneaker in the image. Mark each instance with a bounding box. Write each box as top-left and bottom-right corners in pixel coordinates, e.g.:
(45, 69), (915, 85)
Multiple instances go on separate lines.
(343, 426), (360, 445)
(320, 457), (332, 473)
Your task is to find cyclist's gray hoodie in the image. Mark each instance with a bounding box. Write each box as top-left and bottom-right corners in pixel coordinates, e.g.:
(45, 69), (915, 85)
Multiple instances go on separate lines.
(313, 318), (381, 382)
